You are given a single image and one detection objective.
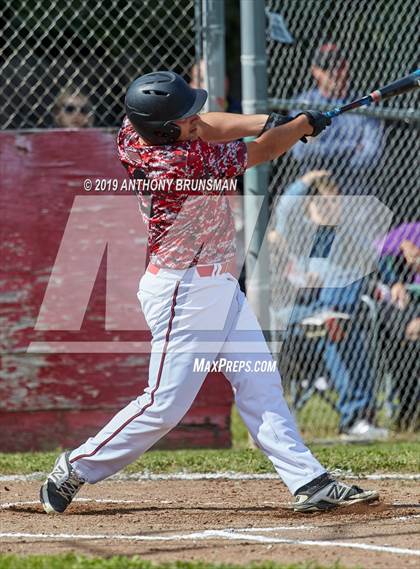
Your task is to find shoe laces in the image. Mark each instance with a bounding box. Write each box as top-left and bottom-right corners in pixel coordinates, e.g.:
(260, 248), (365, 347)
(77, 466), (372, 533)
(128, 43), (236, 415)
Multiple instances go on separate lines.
(56, 472), (84, 502)
(329, 470), (364, 495)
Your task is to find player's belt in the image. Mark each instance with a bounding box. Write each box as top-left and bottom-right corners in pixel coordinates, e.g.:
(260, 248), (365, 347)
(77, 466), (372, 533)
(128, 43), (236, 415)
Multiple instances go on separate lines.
(147, 262), (230, 277)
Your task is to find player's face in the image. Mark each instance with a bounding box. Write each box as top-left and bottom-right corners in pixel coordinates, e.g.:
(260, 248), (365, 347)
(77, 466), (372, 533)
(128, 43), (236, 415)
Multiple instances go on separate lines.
(174, 115), (200, 141)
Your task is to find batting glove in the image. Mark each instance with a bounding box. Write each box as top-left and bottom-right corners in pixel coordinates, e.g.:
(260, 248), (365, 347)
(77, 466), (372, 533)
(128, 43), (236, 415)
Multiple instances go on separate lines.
(258, 112), (294, 136)
(297, 110), (331, 143)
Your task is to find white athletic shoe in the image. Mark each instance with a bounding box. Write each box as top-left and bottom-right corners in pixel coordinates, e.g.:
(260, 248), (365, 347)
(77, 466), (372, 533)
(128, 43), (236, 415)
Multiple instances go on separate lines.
(293, 473), (379, 513)
(340, 420), (389, 442)
(40, 451), (85, 514)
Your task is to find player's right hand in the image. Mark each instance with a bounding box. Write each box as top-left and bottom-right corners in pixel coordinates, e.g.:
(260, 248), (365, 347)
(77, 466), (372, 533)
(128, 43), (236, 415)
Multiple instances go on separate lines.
(298, 110), (331, 142)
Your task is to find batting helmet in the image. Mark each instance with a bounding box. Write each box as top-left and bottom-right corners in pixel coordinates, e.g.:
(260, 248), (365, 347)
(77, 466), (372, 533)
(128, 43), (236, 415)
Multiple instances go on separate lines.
(125, 71), (207, 145)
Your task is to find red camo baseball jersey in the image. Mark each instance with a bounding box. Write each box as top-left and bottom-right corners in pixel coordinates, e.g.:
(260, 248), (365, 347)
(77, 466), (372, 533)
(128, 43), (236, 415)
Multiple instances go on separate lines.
(117, 117), (247, 269)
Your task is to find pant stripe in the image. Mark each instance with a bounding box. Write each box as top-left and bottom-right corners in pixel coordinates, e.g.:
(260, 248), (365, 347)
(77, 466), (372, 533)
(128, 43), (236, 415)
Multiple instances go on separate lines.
(70, 280), (181, 464)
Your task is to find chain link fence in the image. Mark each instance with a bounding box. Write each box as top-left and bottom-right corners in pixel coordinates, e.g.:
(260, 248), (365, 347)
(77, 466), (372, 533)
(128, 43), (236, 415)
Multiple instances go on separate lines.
(265, 0), (419, 436)
(2, 0), (418, 439)
(1, 0), (196, 129)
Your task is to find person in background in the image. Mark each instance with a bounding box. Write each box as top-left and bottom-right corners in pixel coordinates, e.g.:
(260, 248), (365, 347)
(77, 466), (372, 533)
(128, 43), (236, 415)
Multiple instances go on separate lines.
(292, 44), (385, 192)
(52, 89), (94, 128)
(373, 222), (419, 430)
(190, 60), (242, 114)
(269, 170), (388, 440)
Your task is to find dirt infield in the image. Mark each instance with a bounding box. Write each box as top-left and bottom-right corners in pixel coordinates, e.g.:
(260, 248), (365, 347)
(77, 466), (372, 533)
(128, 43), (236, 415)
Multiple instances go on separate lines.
(1, 478), (419, 568)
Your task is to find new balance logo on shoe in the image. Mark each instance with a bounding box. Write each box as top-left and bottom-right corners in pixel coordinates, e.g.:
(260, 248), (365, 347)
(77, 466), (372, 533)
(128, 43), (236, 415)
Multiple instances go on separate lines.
(327, 483), (348, 501)
(40, 451), (85, 514)
(293, 474), (379, 512)
(50, 464), (66, 484)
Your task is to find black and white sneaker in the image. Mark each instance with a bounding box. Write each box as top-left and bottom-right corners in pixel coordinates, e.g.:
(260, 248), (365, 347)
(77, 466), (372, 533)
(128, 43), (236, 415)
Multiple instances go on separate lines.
(40, 451), (85, 514)
(293, 472), (379, 513)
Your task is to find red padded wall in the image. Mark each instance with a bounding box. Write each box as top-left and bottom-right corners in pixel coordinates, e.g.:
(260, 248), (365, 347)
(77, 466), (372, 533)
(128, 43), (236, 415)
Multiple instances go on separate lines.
(0, 129), (233, 451)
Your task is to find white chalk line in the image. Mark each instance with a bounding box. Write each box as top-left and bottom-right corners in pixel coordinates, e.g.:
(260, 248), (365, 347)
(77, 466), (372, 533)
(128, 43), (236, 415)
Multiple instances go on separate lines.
(0, 528), (419, 557)
(2, 498), (420, 517)
(2, 498), (420, 524)
(0, 498), (157, 510)
(1, 471), (419, 482)
(0, 499), (300, 517)
(1, 498), (419, 557)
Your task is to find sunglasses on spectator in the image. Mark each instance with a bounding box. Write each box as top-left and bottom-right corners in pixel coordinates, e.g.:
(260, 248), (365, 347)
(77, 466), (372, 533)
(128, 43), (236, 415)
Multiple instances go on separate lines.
(62, 104), (91, 115)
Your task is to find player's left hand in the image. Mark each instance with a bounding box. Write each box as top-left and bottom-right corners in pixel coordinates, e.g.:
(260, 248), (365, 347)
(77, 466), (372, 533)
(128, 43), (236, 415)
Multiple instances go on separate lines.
(259, 112), (293, 135)
(298, 110), (331, 143)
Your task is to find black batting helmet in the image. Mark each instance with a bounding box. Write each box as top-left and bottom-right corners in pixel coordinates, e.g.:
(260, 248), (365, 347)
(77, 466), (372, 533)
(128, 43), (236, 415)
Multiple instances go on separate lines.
(125, 71), (207, 145)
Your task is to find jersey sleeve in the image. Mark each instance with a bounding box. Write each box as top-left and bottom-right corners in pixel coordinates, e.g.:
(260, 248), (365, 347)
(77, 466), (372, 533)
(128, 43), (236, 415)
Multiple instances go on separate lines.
(117, 117), (140, 168)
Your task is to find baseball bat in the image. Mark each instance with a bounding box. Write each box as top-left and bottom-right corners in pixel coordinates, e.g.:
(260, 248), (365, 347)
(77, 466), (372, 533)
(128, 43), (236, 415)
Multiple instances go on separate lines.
(324, 69), (420, 119)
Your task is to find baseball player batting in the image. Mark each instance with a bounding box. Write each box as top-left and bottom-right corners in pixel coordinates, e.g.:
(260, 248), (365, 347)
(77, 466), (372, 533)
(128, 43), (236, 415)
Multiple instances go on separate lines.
(40, 71), (379, 514)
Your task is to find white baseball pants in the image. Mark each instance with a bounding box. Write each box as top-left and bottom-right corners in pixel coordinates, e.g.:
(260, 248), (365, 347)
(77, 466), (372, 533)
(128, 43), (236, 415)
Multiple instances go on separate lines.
(70, 267), (325, 494)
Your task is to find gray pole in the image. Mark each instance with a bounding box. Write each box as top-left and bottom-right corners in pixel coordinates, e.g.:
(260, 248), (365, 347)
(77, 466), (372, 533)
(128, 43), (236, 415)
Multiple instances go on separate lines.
(202, 0), (225, 112)
(240, 0), (270, 330)
(194, 0), (202, 75)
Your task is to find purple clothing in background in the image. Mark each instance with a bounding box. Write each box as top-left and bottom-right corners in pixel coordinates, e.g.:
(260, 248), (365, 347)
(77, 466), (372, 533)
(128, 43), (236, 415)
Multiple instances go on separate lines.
(374, 222), (420, 284)
(375, 222), (420, 255)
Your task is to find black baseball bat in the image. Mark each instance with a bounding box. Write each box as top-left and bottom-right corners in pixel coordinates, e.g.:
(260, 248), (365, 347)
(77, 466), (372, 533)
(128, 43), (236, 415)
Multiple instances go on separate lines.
(324, 69), (420, 118)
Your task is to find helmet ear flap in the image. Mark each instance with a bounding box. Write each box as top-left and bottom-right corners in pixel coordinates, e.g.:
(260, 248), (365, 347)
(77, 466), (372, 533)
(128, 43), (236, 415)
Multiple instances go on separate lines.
(162, 121), (181, 142)
(151, 121), (180, 143)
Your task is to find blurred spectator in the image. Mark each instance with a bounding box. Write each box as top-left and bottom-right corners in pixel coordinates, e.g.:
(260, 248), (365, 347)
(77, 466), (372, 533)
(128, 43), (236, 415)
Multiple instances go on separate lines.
(190, 60), (241, 113)
(373, 222), (419, 430)
(292, 44), (385, 192)
(270, 170), (388, 440)
(52, 89), (94, 128)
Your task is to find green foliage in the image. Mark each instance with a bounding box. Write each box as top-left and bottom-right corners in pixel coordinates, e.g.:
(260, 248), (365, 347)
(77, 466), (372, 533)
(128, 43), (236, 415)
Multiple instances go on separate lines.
(0, 441), (418, 476)
(125, 448), (273, 474)
(0, 407), (418, 476)
(231, 404), (249, 449)
(313, 441), (420, 474)
(0, 554), (358, 569)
